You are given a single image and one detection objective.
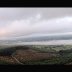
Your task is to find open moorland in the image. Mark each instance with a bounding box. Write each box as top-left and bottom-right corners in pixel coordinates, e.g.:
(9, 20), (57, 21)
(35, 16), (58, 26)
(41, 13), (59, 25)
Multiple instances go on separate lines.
(0, 45), (72, 65)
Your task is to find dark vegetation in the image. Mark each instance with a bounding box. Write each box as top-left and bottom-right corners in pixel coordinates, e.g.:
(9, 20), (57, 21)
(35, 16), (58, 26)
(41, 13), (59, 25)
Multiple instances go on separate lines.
(0, 45), (29, 56)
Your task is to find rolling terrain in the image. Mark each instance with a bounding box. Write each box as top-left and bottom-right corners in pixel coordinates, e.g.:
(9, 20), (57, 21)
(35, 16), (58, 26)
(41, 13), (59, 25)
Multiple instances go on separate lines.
(0, 45), (72, 65)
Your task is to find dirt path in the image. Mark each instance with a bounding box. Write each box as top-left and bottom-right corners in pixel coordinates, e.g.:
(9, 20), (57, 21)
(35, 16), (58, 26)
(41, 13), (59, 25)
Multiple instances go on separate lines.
(11, 53), (24, 65)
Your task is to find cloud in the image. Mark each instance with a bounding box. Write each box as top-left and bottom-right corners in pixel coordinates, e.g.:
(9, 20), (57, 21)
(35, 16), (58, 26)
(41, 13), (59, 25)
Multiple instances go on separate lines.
(0, 14), (72, 39)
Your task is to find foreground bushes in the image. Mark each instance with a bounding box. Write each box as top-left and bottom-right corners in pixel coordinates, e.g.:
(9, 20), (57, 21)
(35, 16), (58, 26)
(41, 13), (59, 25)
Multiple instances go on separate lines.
(0, 46), (30, 56)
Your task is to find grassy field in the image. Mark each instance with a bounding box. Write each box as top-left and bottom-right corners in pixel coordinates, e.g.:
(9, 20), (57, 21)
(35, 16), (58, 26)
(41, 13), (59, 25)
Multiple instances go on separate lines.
(0, 45), (72, 65)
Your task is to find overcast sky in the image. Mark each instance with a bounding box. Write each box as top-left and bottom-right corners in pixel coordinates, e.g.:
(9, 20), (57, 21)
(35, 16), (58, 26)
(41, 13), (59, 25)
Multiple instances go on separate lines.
(0, 8), (72, 39)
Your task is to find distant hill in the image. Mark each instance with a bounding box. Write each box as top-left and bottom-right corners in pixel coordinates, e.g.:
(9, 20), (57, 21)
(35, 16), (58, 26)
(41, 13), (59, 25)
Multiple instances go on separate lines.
(1, 34), (72, 44)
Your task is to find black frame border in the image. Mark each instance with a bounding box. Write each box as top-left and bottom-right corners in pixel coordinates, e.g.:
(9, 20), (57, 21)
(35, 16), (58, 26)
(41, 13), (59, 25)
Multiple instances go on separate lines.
(0, 0), (72, 7)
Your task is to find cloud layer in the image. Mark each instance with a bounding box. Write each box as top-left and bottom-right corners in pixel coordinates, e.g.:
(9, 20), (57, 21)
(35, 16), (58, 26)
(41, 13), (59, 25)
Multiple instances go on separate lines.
(0, 13), (72, 39)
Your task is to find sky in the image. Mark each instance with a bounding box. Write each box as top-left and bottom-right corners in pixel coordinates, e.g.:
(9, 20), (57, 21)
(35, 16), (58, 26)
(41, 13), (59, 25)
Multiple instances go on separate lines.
(0, 8), (72, 39)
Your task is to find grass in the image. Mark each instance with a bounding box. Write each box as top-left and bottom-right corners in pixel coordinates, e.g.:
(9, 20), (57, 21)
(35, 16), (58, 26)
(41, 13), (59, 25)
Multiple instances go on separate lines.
(21, 55), (72, 65)
(0, 60), (18, 65)
(19, 45), (72, 65)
